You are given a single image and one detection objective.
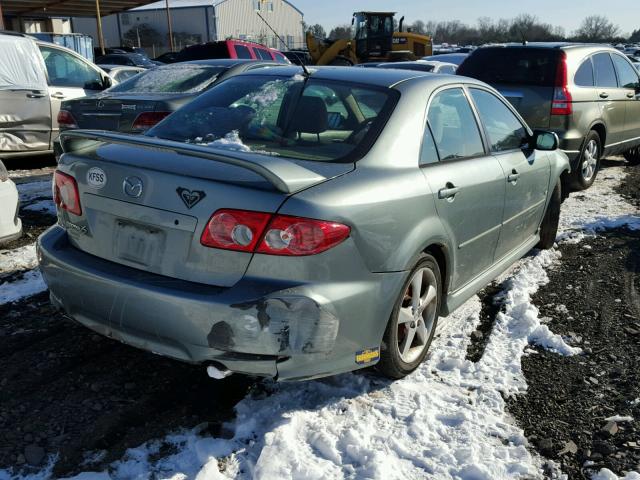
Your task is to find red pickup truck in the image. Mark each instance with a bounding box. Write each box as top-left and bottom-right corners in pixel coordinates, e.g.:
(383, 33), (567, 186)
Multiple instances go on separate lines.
(176, 39), (290, 63)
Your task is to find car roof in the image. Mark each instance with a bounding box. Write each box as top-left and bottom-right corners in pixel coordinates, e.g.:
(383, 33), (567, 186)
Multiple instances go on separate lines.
(176, 58), (274, 67)
(479, 42), (618, 52)
(238, 65), (447, 88)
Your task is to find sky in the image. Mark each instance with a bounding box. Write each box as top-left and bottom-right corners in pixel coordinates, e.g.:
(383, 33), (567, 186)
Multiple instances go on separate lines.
(293, 0), (639, 36)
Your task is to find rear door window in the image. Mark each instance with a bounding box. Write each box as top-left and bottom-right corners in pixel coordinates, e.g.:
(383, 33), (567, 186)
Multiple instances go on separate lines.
(574, 58), (594, 87)
(234, 45), (252, 59)
(427, 88), (485, 161)
(611, 54), (640, 89)
(469, 88), (528, 152)
(457, 48), (559, 86)
(256, 48), (274, 60)
(593, 53), (618, 88)
(273, 52), (289, 64)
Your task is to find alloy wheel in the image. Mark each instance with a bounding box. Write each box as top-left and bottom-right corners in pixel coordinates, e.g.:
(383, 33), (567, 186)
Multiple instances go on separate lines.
(396, 267), (438, 364)
(581, 139), (599, 181)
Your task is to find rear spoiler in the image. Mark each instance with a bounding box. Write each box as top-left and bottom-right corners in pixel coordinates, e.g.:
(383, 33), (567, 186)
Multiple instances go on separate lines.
(59, 130), (327, 194)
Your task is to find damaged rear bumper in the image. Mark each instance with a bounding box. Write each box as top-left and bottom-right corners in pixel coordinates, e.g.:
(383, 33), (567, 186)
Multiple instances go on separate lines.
(37, 226), (403, 380)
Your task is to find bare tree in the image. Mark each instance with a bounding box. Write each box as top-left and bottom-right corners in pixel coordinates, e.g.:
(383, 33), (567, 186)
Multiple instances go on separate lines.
(307, 24), (326, 39)
(122, 23), (163, 48)
(574, 15), (620, 42)
(328, 25), (352, 41)
(410, 20), (426, 35)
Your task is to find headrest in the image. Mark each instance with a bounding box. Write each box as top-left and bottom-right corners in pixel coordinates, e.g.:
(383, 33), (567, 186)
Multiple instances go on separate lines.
(292, 96), (328, 134)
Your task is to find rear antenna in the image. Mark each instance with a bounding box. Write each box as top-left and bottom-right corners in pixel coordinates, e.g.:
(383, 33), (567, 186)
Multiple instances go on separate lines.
(300, 61), (311, 78)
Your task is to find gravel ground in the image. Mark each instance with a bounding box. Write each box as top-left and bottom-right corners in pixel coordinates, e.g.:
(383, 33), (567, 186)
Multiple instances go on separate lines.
(0, 290), (252, 477)
(507, 162), (640, 479)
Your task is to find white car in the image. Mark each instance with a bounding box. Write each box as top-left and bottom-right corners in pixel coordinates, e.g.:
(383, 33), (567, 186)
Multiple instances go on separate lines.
(0, 160), (21, 245)
(376, 60), (458, 75)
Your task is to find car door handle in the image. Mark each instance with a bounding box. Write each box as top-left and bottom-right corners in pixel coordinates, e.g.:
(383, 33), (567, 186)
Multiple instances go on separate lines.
(627, 92), (636, 98)
(26, 92), (46, 98)
(51, 92), (66, 99)
(507, 169), (520, 184)
(599, 92), (609, 99)
(438, 183), (460, 199)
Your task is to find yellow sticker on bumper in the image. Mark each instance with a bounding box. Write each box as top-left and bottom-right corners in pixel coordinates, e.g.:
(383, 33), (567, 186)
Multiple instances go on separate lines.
(355, 347), (380, 365)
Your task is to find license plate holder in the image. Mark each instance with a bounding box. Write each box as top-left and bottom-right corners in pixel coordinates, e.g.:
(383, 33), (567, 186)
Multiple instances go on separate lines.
(115, 221), (165, 266)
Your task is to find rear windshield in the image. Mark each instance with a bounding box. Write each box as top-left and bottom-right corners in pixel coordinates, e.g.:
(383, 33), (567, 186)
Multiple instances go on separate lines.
(107, 65), (226, 94)
(177, 42), (229, 61)
(147, 74), (398, 163)
(458, 48), (560, 86)
(378, 63), (434, 72)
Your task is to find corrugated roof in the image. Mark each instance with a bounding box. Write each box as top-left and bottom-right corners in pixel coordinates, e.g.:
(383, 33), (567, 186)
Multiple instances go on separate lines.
(0, 0), (158, 17)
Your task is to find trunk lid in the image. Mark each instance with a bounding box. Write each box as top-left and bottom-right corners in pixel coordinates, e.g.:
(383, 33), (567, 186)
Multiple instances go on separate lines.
(57, 132), (352, 287)
(67, 93), (191, 132)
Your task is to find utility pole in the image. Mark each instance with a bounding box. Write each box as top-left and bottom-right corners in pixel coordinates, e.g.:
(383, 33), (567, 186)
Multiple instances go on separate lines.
(165, 0), (175, 52)
(95, 0), (105, 55)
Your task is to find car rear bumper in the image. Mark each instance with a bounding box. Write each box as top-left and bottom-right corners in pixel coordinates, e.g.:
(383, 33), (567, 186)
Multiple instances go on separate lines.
(37, 226), (403, 380)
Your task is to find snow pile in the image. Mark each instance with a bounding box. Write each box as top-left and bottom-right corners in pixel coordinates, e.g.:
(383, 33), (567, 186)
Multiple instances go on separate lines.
(604, 415), (634, 423)
(206, 130), (252, 153)
(591, 469), (640, 480)
(0, 244), (37, 273)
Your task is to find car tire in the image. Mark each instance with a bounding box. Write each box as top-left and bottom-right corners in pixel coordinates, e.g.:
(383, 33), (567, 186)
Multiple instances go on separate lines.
(570, 130), (601, 191)
(623, 146), (640, 166)
(377, 254), (441, 379)
(536, 181), (561, 250)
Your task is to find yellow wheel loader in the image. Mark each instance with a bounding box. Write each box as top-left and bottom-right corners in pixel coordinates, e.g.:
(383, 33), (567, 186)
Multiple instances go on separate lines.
(307, 12), (433, 66)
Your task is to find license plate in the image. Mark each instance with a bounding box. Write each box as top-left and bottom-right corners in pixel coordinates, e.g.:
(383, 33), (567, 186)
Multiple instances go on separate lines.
(115, 221), (165, 266)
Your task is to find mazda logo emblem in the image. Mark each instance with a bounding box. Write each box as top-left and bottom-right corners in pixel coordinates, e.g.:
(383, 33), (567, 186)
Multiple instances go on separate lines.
(123, 176), (143, 198)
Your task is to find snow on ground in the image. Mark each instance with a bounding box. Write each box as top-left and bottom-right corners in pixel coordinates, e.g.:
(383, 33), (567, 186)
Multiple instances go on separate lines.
(2, 164), (640, 480)
(558, 166), (640, 243)
(0, 180), (52, 306)
(0, 245), (37, 274)
(0, 269), (46, 305)
(17, 180), (52, 204)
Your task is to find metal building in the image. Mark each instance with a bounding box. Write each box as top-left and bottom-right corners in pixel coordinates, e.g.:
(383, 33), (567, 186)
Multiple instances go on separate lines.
(72, 0), (304, 56)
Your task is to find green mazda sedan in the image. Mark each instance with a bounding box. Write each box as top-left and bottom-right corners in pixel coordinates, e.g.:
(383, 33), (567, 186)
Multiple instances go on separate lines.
(38, 66), (569, 381)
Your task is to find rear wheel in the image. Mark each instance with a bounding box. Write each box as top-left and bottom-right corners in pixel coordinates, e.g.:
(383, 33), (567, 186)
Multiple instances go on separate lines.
(537, 181), (561, 250)
(377, 254), (441, 379)
(570, 130), (601, 190)
(623, 146), (640, 166)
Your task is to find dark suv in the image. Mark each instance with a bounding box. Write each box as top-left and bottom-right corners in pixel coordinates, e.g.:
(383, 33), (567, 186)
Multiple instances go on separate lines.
(458, 43), (640, 189)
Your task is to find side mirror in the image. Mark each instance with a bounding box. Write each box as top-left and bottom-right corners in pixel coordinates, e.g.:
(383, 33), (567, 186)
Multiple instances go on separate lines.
(532, 130), (559, 151)
(102, 76), (113, 90)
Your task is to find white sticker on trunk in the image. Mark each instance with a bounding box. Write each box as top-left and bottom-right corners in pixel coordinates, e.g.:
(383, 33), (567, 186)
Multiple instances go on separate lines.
(86, 167), (107, 189)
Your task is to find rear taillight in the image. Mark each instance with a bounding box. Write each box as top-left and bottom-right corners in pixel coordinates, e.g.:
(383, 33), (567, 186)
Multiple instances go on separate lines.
(551, 53), (573, 116)
(201, 209), (271, 252)
(200, 209), (350, 256)
(53, 170), (82, 216)
(131, 111), (171, 131)
(57, 110), (78, 129)
(257, 215), (351, 256)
